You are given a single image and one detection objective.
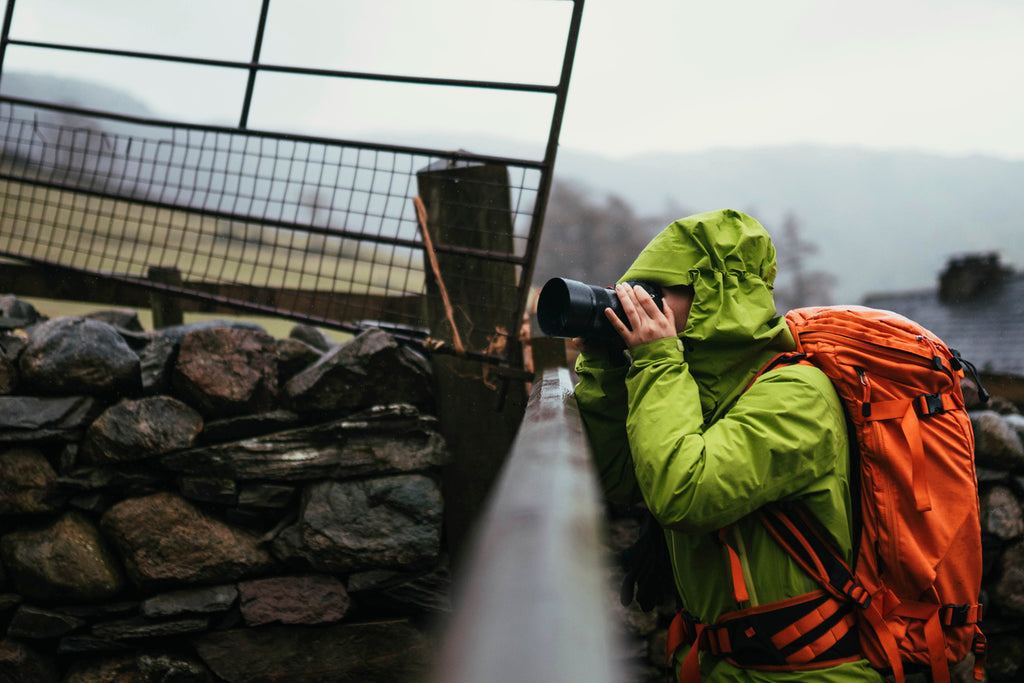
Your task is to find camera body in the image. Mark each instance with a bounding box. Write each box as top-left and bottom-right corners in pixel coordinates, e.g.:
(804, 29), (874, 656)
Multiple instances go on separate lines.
(537, 277), (664, 339)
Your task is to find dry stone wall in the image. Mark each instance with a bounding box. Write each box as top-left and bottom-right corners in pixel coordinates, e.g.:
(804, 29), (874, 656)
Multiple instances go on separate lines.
(0, 296), (450, 682)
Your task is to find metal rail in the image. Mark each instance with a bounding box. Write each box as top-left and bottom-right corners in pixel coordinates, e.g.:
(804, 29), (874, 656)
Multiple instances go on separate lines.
(432, 366), (622, 683)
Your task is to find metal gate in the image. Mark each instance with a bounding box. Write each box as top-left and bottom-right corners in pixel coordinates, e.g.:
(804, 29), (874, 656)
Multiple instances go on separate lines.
(0, 0), (583, 372)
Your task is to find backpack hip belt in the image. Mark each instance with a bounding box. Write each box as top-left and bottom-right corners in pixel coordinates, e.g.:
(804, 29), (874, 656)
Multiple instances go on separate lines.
(667, 589), (863, 677)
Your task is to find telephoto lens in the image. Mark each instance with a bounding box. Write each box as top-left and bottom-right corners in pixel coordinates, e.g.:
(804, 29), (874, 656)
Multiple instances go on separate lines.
(537, 277), (663, 339)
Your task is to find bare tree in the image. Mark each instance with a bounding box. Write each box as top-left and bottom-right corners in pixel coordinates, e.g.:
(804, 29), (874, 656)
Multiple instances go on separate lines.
(533, 180), (686, 287)
(772, 212), (837, 311)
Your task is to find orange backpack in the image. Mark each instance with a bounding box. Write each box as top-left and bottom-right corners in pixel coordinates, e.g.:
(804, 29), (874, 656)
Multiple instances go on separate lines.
(668, 306), (987, 683)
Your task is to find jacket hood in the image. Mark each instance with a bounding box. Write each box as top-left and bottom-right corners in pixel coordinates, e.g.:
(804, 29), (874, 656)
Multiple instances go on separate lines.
(620, 209), (795, 421)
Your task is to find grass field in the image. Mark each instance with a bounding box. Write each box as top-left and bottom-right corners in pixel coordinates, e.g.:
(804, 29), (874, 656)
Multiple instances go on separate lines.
(0, 173), (425, 293)
(1, 162), (425, 341)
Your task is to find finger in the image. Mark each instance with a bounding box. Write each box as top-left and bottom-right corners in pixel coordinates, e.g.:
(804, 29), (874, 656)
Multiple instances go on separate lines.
(633, 285), (663, 318)
(616, 283), (645, 328)
(662, 297), (676, 328)
(604, 306), (631, 338)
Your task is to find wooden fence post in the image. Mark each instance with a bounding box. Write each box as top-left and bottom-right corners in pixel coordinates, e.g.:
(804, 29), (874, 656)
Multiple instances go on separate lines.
(148, 265), (184, 329)
(415, 162), (529, 568)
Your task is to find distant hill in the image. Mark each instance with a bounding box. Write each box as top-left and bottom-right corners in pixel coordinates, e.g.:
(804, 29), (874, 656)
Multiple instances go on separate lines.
(0, 71), (154, 117)
(552, 146), (1024, 304)
(3, 71), (1022, 305)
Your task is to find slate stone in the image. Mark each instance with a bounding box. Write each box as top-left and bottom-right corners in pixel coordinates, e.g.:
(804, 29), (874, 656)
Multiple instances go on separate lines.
(284, 328), (432, 415)
(100, 492), (277, 590)
(83, 309), (144, 333)
(136, 333), (178, 396)
(142, 584), (239, 619)
(994, 540), (1024, 617)
(172, 327), (279, 418)
(56, 601), (140, 620)
(6, 604), (85, 638)
(18, 317), (141, 398)
(237, 574), (349, 626)
(0, 339), (19, 394)
(81, 395), (203, 464)
(0, 446), (62, 515)
(192, 620), (432, 683)
(972, 410), (1024, 471)
(91, 615), (211, 640)
(0, 332), (27, 361)
(136, 653), (215, 682)
(288, 323), (337, 352)
(197, 410), (304, 445)
(275, 337), (322, 382)
(161, 406), (448, 482)
(178, 476), (238, 505)
(981, 485), (1024, 540)
(62, 654), (213, 683)
(0, 511), (125, 602)
(287, 474), (443, 573)
(0, 395), (100, 443)
(58, 466), (164, 498)
(56, 635), (130, 656)
(238, 483), (296, 509)
(0, 295), (43, 327)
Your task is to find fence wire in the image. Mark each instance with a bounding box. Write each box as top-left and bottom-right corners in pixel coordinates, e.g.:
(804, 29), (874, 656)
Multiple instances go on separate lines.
(0, 99), (545, 360)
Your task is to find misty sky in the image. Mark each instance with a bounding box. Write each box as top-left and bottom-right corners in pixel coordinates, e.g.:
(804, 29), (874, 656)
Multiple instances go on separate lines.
(3, 0), (1023, 162)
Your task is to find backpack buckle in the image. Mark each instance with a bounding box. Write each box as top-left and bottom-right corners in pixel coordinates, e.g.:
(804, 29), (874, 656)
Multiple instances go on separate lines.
(842, 580), (872, 609)
(942, 603), (982, 626)
(943, 603), (970, 625)
(973, 631), (988, 657)
(915, 393), (945, 416)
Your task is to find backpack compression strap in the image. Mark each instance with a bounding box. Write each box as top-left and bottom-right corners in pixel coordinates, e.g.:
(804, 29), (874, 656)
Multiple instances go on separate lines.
(757, 504), (985, 683)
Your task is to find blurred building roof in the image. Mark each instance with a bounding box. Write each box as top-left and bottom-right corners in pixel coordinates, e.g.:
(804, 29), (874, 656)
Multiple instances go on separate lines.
(862, 253), (1024, 377)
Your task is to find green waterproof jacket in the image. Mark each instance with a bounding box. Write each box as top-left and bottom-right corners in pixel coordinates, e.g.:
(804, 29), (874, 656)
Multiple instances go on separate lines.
(574, 210), (883, 682)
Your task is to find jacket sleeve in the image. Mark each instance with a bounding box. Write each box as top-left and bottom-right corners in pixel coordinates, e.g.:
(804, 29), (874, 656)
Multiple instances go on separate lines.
(624, 337), (849, 535)
(573, 347), (644, 505)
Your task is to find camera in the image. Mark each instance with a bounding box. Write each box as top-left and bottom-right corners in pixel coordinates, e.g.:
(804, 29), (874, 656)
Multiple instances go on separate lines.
(537, 277), (664, 339)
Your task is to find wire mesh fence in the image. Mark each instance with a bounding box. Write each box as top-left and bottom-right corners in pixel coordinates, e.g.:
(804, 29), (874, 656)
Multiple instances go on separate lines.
(0, 0), (584, 368)
(0, 98), (546, 361)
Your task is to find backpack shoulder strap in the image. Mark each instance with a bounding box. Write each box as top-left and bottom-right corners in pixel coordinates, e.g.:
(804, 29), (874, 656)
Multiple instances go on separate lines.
(757, 504), (906, 682)
(756, 505), (867, 607)
(743, 352), (810, 393)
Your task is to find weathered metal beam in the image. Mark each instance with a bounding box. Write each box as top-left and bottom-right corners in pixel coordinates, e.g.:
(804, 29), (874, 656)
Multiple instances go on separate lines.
(0, 261), (425, 326)
(432, 366), (622, 683)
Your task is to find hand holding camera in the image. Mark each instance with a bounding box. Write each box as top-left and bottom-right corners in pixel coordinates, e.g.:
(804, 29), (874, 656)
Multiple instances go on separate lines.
(538, 277), (675, 349)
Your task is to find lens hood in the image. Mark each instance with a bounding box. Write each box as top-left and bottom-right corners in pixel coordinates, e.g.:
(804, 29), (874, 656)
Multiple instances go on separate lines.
(537, 277), (663, 339)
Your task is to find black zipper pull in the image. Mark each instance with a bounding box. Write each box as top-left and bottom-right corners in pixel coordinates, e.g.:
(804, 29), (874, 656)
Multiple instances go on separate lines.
(951, 349), (990, 404)
(857, 367), (871, 417)
(917, 335), (945, 370)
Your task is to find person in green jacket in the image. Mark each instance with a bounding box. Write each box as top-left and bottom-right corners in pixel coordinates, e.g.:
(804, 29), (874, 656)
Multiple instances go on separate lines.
(572, 209), (883, 682)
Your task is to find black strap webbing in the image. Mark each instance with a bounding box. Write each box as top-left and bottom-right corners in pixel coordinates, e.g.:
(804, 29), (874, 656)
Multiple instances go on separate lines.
(757, 505), (870, 608)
